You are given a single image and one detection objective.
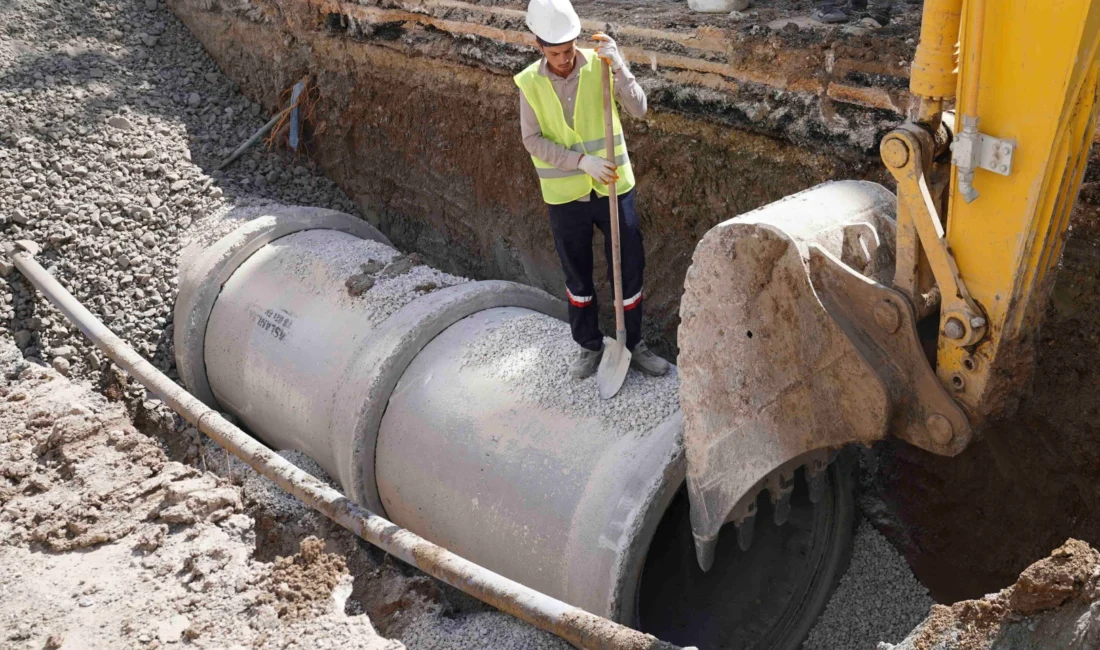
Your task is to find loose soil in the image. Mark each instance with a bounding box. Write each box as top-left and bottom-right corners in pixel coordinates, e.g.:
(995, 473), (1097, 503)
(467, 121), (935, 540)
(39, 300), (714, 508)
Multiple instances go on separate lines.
(0, 340), (398, 650)
(886, 539), (1100, 650)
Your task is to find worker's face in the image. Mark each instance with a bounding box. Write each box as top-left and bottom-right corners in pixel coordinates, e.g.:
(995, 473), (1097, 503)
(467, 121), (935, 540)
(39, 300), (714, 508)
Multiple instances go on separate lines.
(539, 40), (577, 77)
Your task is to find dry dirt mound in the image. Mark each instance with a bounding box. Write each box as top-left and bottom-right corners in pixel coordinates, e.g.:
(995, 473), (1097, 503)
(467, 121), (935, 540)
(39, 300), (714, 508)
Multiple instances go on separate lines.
(0, 340), (402, 650)
(259, 536), (349, 620)
(884, 539), (1100, 650)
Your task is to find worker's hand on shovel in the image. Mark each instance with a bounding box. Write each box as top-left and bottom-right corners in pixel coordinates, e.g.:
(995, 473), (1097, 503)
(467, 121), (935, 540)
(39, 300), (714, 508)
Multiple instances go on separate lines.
(579, 154), (619, 184)
(593, 33), (624, 72)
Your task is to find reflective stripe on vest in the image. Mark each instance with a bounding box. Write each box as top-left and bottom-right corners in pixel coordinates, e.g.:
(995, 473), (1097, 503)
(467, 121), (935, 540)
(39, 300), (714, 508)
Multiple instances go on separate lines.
(514, 50), (636, 205)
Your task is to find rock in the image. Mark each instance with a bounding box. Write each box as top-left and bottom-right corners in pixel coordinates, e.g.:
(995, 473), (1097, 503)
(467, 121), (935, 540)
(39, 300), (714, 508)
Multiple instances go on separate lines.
(156, 615), (190, 644)
(141, 34), (159, 47)
(0, 259), (13, 277)
(14, 330), (32, 348)
(146, 193), (162, 208)
(11, 209), (29, 225)
(77, 596), (93, 608)
(205, 72), (219, 83)
(52, 357), (71, 376)
(108, 116), (133, 131)
(688, 0), (748, 12)
(187, 92), (201, 107)
(165, 474), (221, 498)
(142, 233), (157, 248)
(52, 345), (75, 359)
(170, 179), (189, 192)
(134, 524), (167, 552)
(117, 253), (131, 269)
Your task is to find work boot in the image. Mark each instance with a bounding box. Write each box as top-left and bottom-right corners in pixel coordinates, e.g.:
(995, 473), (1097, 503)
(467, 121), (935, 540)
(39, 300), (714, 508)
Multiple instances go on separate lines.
(630, 342), (670, 377)
(570, 345), (603, 380)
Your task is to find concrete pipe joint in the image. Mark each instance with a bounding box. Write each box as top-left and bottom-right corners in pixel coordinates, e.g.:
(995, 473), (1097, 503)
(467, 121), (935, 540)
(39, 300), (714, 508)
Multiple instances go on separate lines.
(175, 205), (855, 648)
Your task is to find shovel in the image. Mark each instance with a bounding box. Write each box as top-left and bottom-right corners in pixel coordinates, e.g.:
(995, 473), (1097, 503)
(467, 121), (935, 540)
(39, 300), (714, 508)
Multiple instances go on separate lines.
(596, 58), (631, 400)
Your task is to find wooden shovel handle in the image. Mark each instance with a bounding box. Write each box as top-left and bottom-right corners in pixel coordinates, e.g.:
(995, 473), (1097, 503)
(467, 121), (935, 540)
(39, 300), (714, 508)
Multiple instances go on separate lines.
(602, 60), (626, 342)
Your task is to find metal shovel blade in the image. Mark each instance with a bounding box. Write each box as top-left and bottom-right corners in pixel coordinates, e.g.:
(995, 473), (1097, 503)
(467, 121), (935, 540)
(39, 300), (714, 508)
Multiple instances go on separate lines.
(597, 336), (631, 399)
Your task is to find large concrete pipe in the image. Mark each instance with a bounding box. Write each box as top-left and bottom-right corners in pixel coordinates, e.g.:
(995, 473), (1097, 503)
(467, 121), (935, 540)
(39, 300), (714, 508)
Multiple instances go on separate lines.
(174, 206), (684, 620)
(175, 206), (855, 648)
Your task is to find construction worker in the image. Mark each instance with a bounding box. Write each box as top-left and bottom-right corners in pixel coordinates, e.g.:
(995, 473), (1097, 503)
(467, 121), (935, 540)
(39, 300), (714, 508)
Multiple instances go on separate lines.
(516, 0), (669, 380)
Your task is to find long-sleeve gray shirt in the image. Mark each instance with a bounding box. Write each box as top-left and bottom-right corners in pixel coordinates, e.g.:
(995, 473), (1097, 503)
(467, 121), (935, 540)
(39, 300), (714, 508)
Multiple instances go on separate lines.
(519, 50), (647, 180)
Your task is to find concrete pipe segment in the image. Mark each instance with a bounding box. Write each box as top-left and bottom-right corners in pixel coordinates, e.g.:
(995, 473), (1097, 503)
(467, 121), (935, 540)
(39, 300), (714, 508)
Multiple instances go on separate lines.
(175, 205), (855, 648)
(174, 205), (685, 622)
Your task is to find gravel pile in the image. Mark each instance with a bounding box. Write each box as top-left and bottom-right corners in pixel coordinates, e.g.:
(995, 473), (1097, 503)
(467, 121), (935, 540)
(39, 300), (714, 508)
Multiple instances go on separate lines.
(0, 0), (359, 387)
(240, 449), (336, 522)
(804, 521), (934, 650)
(399, 609), (571, 650)
(462, 313), (681, 436)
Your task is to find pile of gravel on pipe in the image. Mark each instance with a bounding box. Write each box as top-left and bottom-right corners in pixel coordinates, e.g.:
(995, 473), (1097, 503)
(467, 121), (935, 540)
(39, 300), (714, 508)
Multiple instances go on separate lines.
(882, 539), (1100, 650)
(460, 312), (680, 436)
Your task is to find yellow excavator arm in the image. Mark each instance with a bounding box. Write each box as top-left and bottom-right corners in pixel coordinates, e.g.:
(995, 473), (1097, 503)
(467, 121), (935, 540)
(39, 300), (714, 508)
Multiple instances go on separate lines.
(678, 0), (1100, 568)
(892, 0), (1100, 422)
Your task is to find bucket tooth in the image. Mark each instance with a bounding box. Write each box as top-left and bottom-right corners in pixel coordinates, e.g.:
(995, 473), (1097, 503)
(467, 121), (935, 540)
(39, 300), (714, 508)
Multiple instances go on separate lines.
(736, 515), (756, 551)
(773, 490), (792, 526)
(693, 532), (718, 572)
(808, 470), (827, 504)
(766, 466), (796, 526)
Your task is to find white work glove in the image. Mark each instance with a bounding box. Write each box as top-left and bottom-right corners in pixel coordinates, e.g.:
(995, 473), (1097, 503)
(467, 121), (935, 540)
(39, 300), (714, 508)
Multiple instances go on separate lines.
(593, 33), (625, 72)
(578, 154), (618, 184)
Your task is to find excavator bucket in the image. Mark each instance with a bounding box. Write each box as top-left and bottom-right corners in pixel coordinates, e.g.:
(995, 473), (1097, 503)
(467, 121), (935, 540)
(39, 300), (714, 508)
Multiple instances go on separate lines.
(678, 180), (971, 570)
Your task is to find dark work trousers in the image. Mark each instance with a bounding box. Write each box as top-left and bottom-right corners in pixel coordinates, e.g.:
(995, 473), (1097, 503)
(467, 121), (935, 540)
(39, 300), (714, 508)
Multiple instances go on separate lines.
(547, 189), (645, 352)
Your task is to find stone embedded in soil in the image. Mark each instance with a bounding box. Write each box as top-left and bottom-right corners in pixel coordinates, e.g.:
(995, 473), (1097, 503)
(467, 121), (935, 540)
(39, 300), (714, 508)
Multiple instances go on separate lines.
(108, 116), (134, 131)
(156, 614), (190, 644)
(50, 357), (70, 376)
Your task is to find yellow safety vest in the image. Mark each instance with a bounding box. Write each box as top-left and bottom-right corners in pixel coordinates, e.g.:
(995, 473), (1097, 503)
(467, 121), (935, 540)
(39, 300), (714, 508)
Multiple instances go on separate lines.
(514, 49), (636, 205)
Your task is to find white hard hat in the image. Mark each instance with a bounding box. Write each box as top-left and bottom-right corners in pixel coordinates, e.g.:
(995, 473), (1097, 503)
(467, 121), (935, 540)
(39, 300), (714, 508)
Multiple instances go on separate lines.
(526, 0), (581, 44)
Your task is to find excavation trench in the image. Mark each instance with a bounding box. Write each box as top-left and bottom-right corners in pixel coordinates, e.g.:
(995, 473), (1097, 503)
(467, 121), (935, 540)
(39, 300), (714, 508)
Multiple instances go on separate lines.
(167, 0), (1100, 629)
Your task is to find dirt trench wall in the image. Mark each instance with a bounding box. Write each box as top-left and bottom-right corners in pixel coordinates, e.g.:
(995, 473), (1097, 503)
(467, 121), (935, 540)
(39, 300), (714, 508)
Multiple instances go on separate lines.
(167, 0), (894, 355)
